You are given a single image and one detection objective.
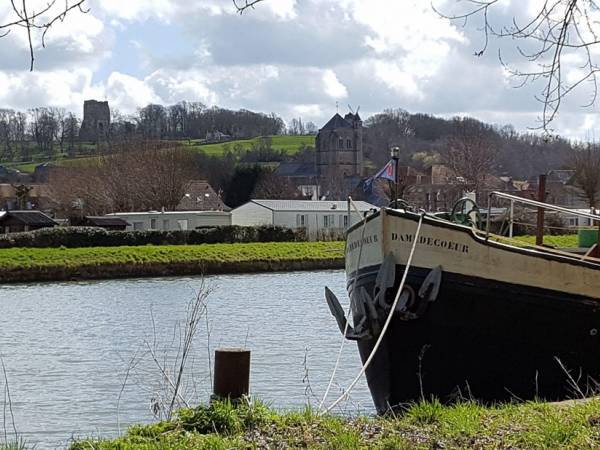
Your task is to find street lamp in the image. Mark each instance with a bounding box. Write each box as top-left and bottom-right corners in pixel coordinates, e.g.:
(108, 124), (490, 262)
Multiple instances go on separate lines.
(390, 146), (400, 208)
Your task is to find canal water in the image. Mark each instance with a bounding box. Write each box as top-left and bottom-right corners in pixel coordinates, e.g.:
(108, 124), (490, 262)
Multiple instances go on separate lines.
(0, 270), (372, 448)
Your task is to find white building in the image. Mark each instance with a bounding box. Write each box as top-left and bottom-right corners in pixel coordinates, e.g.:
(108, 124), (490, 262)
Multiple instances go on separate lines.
(105, 210), (231, 231)
(562, 208), (599, 229)
(231, 199), (377, 239)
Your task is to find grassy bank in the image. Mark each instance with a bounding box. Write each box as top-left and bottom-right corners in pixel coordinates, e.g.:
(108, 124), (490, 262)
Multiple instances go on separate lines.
(70, 398), (600, 449)
(0, 241), (344, 283)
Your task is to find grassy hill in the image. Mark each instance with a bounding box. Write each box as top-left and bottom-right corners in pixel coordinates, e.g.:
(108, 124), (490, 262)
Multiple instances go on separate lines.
(185, 134), (315, 156)
(3, 135), (316, 173)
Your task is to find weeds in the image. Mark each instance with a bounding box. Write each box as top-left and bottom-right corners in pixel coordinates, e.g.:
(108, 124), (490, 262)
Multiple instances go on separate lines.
(71, 397), (600, 449)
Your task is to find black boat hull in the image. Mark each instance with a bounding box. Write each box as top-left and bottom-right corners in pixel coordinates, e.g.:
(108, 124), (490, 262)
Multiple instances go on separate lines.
(349, 264), (600, 413)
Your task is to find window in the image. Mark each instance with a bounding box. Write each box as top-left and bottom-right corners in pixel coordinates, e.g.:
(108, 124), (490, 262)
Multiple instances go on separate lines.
(323, 214), (334, 228)
(346, 139), (352, 149)
(150, 218), (157, 229)
(163, 219), (170, 230)
(341, 215), (349, 228)
(133, 222), (144, 231)
(296, 214), (307, 228)
(569, 218), (578, 227)
(177, 219), (188, 231)
(338, 138), (344, 149)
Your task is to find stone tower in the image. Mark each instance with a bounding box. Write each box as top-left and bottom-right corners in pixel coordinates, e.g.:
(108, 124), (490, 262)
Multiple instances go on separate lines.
(79, 100), (110, 141)
(316, 112), (363, 178)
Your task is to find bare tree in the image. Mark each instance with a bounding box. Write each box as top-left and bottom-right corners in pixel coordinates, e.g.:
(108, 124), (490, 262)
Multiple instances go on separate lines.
(62, 113), (80, 157)
(572, 144), (600, 210)
(443, 117), (499, 194)
(50, 141), (197, 216)
(29, 107), (58, 159)
(52, 108), (67, 154)
(252, 170), (303, 199)
(365, 109), (413, 166)
(0, 1), (89, 70)
(0, 110), (15, 161)
(435, 1), (600, 132)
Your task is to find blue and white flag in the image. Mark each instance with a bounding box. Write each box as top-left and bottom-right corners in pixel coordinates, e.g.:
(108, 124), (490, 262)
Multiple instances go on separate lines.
(363, 160), (395, 193)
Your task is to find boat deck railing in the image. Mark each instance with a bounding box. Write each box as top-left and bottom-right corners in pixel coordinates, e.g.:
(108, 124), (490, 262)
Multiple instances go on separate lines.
(486, 190), (600, 261)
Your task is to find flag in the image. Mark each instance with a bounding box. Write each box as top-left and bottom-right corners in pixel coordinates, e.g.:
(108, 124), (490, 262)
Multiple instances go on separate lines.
(363, 160), (396, 193)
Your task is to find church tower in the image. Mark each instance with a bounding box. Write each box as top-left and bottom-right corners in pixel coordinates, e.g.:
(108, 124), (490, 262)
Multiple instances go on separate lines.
(316, 112), (363, 178)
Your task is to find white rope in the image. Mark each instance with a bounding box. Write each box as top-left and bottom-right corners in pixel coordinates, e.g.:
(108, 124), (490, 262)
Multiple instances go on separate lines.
(322, 212), (425, 415)
(318, 197), (370, 410)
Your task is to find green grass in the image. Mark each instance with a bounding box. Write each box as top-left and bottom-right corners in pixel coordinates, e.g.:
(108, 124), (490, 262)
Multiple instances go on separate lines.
(0, 241), (344, 270)
(3, 136), (316, 172)
(510, 234), (579, 248)
(194, 135), (315, 156)
(70, 398), (600, 449)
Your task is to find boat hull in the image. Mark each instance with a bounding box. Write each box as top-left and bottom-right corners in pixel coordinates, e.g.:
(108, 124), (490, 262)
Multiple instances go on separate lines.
(344, 210), (600, 413)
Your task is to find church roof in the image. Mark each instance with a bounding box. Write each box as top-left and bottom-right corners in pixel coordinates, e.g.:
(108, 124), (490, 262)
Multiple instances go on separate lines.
(275, 162), (318, 178)
(320, 113), (353, 131)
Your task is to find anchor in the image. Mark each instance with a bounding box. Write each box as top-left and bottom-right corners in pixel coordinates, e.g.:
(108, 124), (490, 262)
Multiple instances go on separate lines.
(325, 287), (370, 340)
(325, 255), (444, 340)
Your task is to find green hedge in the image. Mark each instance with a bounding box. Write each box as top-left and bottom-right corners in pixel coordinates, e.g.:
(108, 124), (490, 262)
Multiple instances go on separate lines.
(0, 225), (306, 249)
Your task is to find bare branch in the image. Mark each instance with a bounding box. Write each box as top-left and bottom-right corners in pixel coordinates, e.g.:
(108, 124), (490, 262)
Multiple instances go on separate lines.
(233, 0), (266, 14)
(435, 0), (600, 132)
(0, 0), (89, 71)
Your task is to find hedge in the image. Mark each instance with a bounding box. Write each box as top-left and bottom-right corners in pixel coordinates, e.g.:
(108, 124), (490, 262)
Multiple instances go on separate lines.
(0, 225), (307, 249)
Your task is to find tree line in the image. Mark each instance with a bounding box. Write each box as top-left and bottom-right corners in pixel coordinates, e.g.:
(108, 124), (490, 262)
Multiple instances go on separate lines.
(364, 108), (579, 180)
(0, 103), (293, 163)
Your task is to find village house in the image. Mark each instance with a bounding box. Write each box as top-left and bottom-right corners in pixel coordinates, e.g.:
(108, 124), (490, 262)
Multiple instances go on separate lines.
(77, 216), (130, 231)
(0, 210), (57, 233)
(231, 199), (376, 239)
(104, 210), (231, 231)
(0, 183), (56, 211)
(176, 180), (230, 211)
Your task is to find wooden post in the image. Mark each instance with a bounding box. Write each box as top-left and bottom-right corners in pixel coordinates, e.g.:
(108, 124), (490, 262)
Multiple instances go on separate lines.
(509, 199), (514, 238)
(593, 222), (600, 258)
(213, 348), (251, 401)
(536, 174), (547, 246)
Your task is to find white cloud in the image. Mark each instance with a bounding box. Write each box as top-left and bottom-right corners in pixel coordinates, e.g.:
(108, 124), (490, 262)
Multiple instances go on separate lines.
(0, 0), (598, 138)
(322, 70), (348, 99)
(95, 0), (176, 22)
(106, 72), (161, 112)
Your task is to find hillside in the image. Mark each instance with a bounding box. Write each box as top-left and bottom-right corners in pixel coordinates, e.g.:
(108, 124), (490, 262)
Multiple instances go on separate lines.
(4, 135), (316, 173)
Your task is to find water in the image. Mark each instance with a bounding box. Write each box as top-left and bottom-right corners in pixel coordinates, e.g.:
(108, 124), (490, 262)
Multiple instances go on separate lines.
(0, 271), (372, 448)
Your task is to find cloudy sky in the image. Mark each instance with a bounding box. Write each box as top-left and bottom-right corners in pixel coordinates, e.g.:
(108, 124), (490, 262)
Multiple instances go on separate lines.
(0, 0), (599, 138)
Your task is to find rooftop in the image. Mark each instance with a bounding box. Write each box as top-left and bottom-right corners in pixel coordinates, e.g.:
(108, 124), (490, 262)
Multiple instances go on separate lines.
(320, 113), (353, 131)
(105, 210), (231, 216)
(85, 216), (130, 227)
(176, 180), (230, 211)
(0, 210), (58, 226)
(247, 199), (376, 212)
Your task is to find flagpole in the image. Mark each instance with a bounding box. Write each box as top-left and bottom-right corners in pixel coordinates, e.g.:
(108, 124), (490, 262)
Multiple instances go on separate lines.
(391, 146), (400, 209)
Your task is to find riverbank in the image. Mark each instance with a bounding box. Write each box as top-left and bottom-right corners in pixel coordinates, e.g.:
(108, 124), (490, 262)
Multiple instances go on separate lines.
(0, 242), (345, 283)
(69, 398), (600, 449)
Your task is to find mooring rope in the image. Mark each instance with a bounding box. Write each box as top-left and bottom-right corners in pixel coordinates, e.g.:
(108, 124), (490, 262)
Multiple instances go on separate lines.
(318, 197), (371, 411)
(321, 212), (425, 415)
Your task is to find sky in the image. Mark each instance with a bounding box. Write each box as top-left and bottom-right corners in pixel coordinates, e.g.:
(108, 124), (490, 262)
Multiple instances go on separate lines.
(1, 0), (600, 138)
